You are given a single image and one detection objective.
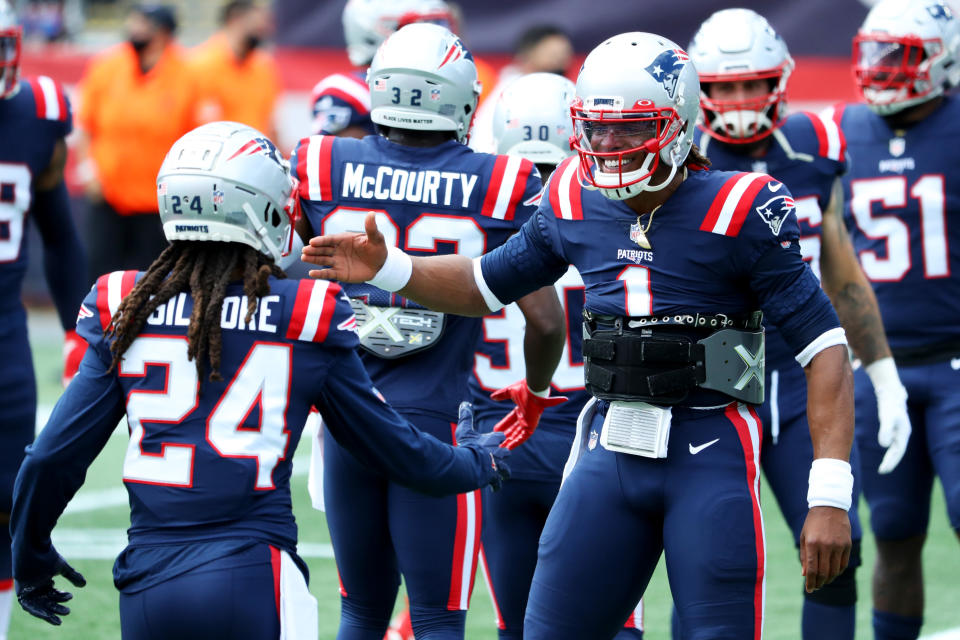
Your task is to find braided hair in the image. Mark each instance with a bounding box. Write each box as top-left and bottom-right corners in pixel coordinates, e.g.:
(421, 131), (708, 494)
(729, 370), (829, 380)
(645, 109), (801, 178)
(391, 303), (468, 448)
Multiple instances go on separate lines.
(685, 142), (712, 168)
(106, 240), (286, 382)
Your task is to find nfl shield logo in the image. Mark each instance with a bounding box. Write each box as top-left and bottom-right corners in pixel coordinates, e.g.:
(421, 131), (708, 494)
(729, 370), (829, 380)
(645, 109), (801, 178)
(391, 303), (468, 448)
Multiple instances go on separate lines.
(889, 137), (906, 157)
(588, 429), (599, 451)
(630, 220), (651, 249)
(212, 189), (225, 205)
(430, 88), (441, 102)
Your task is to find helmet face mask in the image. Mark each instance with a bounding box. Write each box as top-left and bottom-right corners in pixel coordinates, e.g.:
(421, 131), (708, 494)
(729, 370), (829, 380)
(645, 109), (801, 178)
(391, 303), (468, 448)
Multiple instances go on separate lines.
(0, 0), (21, 100)
(571, 103), (681, 195)
(688, 8), (794, 145)
(157, 122), (299, 262)
(572, 32), (699, 200)
(853, 0), (960, 115)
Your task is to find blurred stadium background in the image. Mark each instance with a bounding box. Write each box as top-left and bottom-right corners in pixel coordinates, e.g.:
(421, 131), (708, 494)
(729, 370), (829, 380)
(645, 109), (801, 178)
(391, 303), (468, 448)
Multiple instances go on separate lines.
(8, 0), (960, 637)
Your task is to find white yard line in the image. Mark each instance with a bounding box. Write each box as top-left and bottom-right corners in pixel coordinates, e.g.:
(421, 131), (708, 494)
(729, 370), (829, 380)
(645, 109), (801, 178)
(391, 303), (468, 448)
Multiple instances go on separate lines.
(921, 629), (960, 640)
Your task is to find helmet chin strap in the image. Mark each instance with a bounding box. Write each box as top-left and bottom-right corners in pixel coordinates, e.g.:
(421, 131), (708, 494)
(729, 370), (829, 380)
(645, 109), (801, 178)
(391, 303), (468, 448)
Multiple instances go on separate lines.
(596, 156), (679, 200)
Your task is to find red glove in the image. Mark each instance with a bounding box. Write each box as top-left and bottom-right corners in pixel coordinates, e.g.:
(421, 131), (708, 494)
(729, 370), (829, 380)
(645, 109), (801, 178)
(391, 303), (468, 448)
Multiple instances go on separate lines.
(491, 380), (567, 450)
(62, 329), (87, 387)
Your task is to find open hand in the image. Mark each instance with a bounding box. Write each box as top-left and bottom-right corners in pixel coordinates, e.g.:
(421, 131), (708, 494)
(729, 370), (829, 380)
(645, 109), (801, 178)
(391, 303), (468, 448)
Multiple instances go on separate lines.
(301, 211), (389, 283)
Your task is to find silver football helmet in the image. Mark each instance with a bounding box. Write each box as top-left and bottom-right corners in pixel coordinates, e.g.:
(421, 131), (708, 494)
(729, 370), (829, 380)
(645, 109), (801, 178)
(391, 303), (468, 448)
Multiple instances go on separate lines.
(156, 122), (299, 263)
(368, 23), (480, 142)
(342, 0), (455, 68)
(572, 32), (700, 200)
(688, 8), (794, 144)
(492, 72), (576, 167)
(854, 0), (960, 115)
(0, 0), (21, 100)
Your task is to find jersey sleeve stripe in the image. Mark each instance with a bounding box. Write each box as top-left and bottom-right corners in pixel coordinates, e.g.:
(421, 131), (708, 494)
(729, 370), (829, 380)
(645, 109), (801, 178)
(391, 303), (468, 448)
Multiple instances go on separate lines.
(37, 76), (66, 121)
(97, 270), (137, 329)
(554, 158), (583, 220)
(702, 172), (770, 236)
(313, 74), (371, 114)
(490, 155), (524, 220)
(700, 172), (746, 232)
(300, 136), (333, 201)
(95, 274), (112, 330)
(287, 279), (342, 343)
(804, 110), (845, 163)
(481, 156), (509, 217)
(727, 175), (776, 236)
(819, 106), (847, 163)
(503, 159), (534, 221)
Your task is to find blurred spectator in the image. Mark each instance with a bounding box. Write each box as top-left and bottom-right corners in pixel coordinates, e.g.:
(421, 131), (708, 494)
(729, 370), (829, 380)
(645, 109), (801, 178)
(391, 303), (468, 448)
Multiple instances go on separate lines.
(189, 1), (280, 139)
(75, 4), (198, 277)
(469, 24), (574, 152)
(20, 1), (65, 42)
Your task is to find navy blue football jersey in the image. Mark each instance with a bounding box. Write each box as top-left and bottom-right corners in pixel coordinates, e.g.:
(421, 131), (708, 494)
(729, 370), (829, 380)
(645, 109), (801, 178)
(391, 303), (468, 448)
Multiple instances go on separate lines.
(11, 271), (500, 587)
(835, 97), (960, 354)
(0, 77), (71, 319)
(695, 110), (847, 368)
(478, 158), (843, 406)
(470, 265), (588, 435)
(310, 71), (375, 136)
(294, 134), (542, 418)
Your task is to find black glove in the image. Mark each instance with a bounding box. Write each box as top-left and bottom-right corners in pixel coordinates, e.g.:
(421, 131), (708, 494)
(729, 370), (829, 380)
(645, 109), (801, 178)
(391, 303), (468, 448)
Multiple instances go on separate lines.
(454, 401), (511, 491)
(17, 556), (86, 626)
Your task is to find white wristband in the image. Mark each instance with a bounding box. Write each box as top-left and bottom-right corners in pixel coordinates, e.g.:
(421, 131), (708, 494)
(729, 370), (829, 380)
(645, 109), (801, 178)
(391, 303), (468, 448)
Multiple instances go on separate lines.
(366, 246), (413, 292)
(807, 458), (854, 511)
(528, 384), (550, 398)
(865, 356), (904, 392)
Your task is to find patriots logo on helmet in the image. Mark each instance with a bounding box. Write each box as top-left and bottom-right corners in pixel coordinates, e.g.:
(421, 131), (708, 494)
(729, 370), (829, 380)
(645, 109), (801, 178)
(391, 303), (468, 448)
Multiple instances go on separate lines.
(437, 38), (473, 69)
(227, 136), (283, 167)
(755, 194), (795, 235)
(644, 48), (689, 99)
(927, 3), (954, 21)
(338, 314), (359, 335)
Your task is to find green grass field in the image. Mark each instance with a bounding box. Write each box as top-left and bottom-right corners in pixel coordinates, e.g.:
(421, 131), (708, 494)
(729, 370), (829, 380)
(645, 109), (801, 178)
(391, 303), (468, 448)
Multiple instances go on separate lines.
(10, 310), (959, 639)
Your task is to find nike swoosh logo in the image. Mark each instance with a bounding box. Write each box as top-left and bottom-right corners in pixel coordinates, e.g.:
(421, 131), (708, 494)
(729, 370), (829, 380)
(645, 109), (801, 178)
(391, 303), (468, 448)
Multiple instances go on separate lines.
(768, 182), (783, 193)
(689, 438), (720, 455)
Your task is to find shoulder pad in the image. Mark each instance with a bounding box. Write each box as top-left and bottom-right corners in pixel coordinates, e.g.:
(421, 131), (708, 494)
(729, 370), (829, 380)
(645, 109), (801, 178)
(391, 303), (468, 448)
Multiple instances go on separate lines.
(286, 279), (357, 346)
(546, 156), (583, 220)
(479, 155), (536, 220)
(311, 72), (371, 114)
(25, 76), (69, 123)
(293, 135), (335, 201)
(700, 171), (778, 237)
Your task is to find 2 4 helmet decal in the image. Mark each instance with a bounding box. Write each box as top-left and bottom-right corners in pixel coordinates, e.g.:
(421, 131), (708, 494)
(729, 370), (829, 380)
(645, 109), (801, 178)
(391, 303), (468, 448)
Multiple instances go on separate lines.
(157, 122), (299, 262)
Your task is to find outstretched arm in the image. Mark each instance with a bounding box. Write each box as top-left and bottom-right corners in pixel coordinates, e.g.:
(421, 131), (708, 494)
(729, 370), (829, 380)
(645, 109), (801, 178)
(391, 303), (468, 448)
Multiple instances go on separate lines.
(302, 211), (491, 315)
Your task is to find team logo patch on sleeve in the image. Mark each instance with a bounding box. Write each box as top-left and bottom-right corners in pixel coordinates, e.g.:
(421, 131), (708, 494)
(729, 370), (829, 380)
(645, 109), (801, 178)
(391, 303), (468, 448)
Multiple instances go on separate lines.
(76, 303), (94, 323)
(755, 195), (795, 235)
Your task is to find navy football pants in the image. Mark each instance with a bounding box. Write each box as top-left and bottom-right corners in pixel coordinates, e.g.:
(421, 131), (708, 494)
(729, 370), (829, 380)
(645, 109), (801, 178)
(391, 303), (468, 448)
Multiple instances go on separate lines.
(0, 317), (37, 581)
(855, 360), (960, 538)
(324, 411), (479, 640)
(524, 403), (765, 640)
(118, 543), (281, 640)
(477, 420), (643, 639)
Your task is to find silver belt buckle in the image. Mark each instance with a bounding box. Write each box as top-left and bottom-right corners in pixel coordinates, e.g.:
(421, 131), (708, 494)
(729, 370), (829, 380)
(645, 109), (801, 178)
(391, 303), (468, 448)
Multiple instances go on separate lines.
(599, 401), (672, 458)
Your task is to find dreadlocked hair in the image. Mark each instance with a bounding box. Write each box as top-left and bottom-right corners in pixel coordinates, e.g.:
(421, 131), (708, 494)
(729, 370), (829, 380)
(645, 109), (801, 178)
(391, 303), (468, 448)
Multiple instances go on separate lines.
(685, 142), (712, 168)
(106, 240), (287, 382)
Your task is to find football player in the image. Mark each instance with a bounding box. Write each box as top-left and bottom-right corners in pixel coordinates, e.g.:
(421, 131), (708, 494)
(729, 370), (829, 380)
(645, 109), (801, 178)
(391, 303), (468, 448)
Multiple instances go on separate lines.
(310, 0), (456, 138)
(9, 121), (509, 640)
(293, 24), (565, 640)
(0, 2), (87, 636)
(473, 71), (643, 639)
(684, 9), (912, 639)
(304, 31), (856, 639)
(834, 1), (960, 638)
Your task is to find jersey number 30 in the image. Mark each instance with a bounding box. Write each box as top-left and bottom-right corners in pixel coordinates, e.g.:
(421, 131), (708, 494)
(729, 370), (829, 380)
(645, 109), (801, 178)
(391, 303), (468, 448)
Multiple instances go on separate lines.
(120, 336), (290, 489)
